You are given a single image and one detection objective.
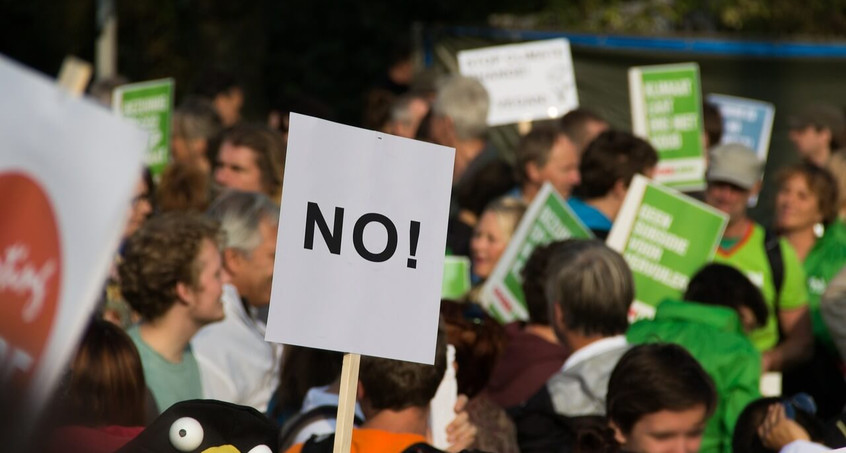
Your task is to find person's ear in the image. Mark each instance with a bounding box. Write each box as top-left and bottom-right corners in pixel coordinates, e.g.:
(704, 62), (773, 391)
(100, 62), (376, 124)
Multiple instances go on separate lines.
(356, 381), (366, 402)
(612, 179), (628, 200)
(526, 161), (543, 184)
(609, 420), (627, 445)
(751, 180), (763, 197)
(821, 127), (832, 145)
(554, 303), (566, 331)
(175, 281), (194, 306)
(223, 248), (245, 276)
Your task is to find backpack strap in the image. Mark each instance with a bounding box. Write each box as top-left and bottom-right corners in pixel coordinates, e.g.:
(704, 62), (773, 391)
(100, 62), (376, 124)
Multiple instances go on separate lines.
(278, 405), (363, 452)
(764, 229), (784, 312)
(299, 432), (335, 453)
(401, 442), (447, 453)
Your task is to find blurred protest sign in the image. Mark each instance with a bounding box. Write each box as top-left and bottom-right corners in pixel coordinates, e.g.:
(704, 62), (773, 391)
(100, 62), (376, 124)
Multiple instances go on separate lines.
(707, 94), (775, 159)
(629, 63), (705, 191)
(458, 39), (578, 126)
(480, 183), (593, 323)
(0, 55), (146, 448)
(607, 175), (727, 320)
(113, 78), (174, 177)
(266, 113), (454, 364)
(442, 256), (471, 300)
(707, 93), (775, 206)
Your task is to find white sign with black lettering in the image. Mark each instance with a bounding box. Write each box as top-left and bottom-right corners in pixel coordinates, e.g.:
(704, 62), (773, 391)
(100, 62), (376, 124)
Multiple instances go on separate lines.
(458, 38), (579, 127)
(266, 113), (455, 365)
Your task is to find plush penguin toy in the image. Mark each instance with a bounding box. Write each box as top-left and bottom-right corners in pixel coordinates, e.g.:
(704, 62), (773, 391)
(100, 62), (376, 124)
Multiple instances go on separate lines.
(118, 399), (277, 453)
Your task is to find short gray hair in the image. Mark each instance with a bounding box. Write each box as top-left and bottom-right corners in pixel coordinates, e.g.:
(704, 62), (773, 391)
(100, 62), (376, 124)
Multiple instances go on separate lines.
(207, 190), (279, 255)
(545, 239), (632, 337)
(173, 97), (222, 142)
(390, 94), (419, 125)
(432, 75), (489, 140)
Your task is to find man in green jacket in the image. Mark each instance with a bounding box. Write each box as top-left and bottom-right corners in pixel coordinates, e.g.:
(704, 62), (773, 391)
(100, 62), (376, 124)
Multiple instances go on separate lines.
(627, 264), (768, 453)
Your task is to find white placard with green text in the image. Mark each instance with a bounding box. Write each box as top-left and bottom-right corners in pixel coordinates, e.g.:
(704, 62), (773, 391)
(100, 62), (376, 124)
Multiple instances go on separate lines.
(480, 183), (593, 323)
(458, 39), (579, 126)
(113, 78), (174, 177)
(629, 63), (705, 191)
(607, 175), (727, 320)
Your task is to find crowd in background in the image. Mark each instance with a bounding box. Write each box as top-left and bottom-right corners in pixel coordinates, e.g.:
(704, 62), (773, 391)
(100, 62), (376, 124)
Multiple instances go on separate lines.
(27, 44), (846, 453)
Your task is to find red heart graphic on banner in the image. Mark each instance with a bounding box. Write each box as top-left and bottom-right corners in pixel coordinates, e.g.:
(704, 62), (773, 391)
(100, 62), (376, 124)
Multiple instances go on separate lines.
(0, 171), (62, 393)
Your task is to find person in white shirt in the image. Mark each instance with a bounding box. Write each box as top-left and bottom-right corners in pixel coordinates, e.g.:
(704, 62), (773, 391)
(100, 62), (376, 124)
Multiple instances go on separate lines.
(192, 190), (283, 412)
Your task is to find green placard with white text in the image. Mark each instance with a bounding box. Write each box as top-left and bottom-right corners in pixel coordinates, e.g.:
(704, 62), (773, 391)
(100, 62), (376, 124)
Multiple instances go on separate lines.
(480, 183), (593, 323)
(442, 256), (471, 300)
(607, 175), (727, 320)
(112, 78), (174, 177)
(629, 63), (705, 191)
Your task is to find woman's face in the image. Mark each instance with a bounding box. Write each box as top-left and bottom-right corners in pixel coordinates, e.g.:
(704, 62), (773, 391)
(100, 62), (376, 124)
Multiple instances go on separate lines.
(470, 211), (510, 280)
(614, 405), (708, 453)
(775, 174), (822, 232)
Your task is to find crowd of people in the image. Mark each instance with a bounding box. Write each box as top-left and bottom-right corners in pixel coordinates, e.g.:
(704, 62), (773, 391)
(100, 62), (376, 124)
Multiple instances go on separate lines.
(26, 51), (846, 453)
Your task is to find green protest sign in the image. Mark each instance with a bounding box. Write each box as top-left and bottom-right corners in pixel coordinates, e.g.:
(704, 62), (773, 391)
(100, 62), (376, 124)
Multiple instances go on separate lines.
(442, 256), (471, 300)
(629, 63), (705, 191)
(112, 78), (174, 177)
(480, 183), (593, 323)
(607, 175), (727, 320)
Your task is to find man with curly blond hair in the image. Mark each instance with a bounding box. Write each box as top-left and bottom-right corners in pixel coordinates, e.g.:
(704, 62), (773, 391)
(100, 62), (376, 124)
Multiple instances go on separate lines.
(119, 212), (226, 412)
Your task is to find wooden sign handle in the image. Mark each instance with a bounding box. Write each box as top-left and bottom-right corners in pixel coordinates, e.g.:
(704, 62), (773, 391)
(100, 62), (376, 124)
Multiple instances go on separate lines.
(57, 56), (93, 96)
(333, 353), (361, 453)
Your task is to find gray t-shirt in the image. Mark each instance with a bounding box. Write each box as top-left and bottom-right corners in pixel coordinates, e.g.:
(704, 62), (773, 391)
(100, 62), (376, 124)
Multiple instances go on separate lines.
(128, 325), (203, 412)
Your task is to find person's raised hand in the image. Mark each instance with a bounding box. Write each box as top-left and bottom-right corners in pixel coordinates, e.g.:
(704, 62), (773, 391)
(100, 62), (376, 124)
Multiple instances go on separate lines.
(758, 403), (811, 450)
(445, 394), (478, 452)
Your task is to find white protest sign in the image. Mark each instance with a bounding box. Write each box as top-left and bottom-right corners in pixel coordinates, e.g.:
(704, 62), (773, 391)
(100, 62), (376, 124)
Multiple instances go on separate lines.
(458, 39), (579, 127)
(266, 114), (454, 365)
(0, 55), (146, 436)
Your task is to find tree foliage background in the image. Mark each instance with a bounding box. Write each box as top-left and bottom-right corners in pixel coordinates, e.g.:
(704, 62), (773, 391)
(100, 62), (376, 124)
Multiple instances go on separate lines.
(1, 0), (844, 125)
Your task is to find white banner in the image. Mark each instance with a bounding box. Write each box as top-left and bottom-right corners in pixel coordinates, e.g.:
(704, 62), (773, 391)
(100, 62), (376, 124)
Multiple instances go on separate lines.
(266, 114), (454, 365)
(459, 39), (579, 127)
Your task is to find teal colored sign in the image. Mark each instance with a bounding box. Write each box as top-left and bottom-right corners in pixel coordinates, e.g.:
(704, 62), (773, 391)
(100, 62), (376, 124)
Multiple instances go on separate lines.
(113, 79), (174, 177)
(481, 183), (593, 323)
(629, 63), (705, 191)
(607, 175), (727, 319)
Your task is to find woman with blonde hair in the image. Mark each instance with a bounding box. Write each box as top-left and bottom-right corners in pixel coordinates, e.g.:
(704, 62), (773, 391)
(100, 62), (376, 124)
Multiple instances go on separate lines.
(466, 196), (527, 303)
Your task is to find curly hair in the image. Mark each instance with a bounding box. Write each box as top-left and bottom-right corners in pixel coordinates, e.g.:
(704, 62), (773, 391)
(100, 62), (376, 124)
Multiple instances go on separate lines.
(776, 162), (840, 226)
(119, 212), (222, 320)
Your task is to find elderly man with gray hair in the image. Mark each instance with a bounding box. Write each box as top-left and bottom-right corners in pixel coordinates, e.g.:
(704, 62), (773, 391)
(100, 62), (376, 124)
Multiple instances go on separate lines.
(512, 239), (633, 452)
(192, 190), (283, 412)
(429, 75), (503, 189)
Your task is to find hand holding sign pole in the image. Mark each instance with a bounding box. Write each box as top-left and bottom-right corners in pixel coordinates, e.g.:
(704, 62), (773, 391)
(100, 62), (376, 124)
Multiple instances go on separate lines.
(266, 114), (454, 451)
